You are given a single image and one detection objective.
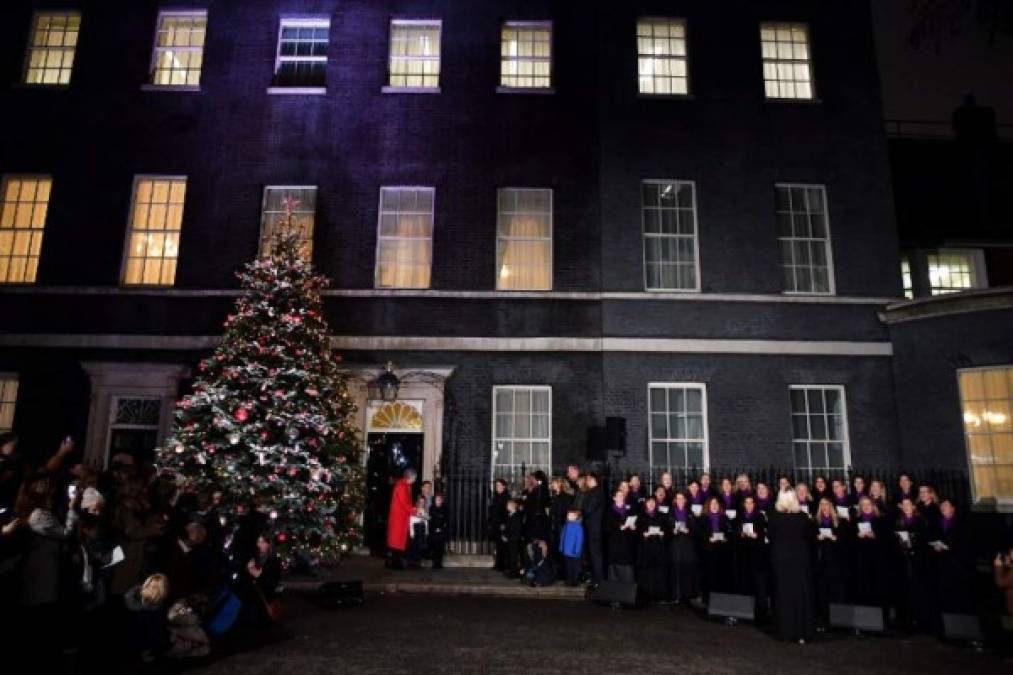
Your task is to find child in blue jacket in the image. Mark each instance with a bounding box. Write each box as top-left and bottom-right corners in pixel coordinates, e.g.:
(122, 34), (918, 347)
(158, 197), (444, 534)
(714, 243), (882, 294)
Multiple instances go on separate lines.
(559, 508), (584, 586)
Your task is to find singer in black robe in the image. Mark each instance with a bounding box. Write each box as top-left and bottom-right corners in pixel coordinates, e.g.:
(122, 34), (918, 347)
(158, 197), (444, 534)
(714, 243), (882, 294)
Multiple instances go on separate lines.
(636, 499), (672, 603)
(927, 503), (974, 617)
(768, 503), (816, 642)
(667, 497), (700, 603)
(890, 505), (927, 632)
(604, 497), (635, 583)
(849, 505), (891, 609)
(697, 498), (734, 600)
(813, 504), (850, 630)
(734, 499), (770, 621)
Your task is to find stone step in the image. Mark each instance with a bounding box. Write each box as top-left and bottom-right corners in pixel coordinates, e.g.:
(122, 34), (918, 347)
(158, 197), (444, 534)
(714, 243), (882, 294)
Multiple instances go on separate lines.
(443, 554), (494, 568)
(365, 580), (586, 600)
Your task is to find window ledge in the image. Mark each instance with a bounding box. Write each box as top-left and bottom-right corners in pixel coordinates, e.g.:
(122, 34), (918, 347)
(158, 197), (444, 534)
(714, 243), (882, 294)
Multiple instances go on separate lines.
(496, 86), (555, 95)
(12, 83), (71, 90)
(141, 84), (202, 93)
(382, 86), (441, 94)
(266, 86), (327, 96)
(637, 93), (695, 101)
(782, 291), (835, 297)
(764, 96), (823, 105)
(645, 287), (702, 293)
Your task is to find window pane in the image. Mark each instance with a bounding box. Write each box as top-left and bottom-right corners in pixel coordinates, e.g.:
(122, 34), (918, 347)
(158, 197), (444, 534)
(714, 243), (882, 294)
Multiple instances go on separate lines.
(123, 177), (185, 286)
(273, 20), (329, 87)
(497, 188), (552, 290)
(0, 176), (52, 283)
(375, 187), (435, 289)
(493, 387), (551, 474)
(389, 22), (441, 89)
(648, 385), (707, 471)
(636, 18), (689, 96)
(776, 185), (832, 293)
(790, 386), (849, 474)
(24, 12), (80, 85)
(960, 367), (1013, 502)
(642, 181), (697, 290)
(260, 187), (316, 259)
(500, 22), (552, 89)
(151, 13), (207, 86)
(760, 22), (813, 100)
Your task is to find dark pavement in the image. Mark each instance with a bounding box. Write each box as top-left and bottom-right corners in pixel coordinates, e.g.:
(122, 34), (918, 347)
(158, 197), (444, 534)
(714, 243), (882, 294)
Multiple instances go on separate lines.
(183, 595), (1009, 675)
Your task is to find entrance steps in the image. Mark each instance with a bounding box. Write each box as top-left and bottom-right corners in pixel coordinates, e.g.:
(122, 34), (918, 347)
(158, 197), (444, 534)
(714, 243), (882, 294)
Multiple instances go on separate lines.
(284, 555), (586, 601)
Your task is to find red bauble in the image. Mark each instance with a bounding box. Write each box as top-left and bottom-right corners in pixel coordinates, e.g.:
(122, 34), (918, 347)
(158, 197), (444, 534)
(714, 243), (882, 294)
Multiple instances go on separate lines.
(276, 533), (287, 542)
(234, 407), (249, 422)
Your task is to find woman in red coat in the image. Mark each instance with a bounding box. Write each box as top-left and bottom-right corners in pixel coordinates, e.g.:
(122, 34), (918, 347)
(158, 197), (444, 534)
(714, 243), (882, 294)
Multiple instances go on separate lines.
(386, 468), (417, 569)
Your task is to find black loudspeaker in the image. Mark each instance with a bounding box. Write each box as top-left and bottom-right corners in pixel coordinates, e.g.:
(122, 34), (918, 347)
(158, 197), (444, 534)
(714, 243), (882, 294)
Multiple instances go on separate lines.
(589, 581), (639, 607)
(829, 604), (885, 633)
(942, 613), (983, 642)
(707, 593), (755, 621)
(314, 580), (364, 609)
(605, 416), (627, 454)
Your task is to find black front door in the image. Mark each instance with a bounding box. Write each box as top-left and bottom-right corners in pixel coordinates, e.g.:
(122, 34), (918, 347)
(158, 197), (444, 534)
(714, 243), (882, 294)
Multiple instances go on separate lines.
(364, 432), (423, 555)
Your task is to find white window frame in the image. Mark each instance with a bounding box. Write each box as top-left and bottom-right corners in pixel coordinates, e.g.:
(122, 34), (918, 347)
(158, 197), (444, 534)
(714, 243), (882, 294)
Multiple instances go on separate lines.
(636, 17), (689, 96)
(647, 383), (709, 471)
(642, 179), (701, 292)
(120, 175), (187, 287)
(22, 10), (81, 87)
(384, 19), (442, 93)
(927, 248), (988, 295)
(776, 182), (836, 296)
(491, 385), (552, 479)
(0, 373), (18, 433)
(0, 174), (52, 285)
(496, 187), (553, 291)
(900, 254), (914, 299)
(374, 186), (435, 289)
(789, 384), (851, 477)
(145, 10), (207, 91)
(498, 20), (553, 93)
(259, 185), (317, 258)
(267, 17), (329, 94)
(760, 21), (815, 101)
(957, 365), (1013, 509)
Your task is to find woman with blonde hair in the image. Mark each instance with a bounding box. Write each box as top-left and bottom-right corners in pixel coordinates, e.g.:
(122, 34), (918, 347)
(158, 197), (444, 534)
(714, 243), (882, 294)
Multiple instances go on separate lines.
(814, 498), (848, 630)
(767, 488), (816, 643)
(794, 482), (813, 515)
(125, 573), (170, 661)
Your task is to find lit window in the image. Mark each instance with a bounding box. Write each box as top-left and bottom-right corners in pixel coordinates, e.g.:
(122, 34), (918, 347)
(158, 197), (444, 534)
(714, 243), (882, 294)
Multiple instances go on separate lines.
(790, 385), (850, 480)
(500, 21), (552, 89)
(637, 18), (688, 95)
(259, 186), (316, 259)
(23, 11), (80, 85)
(649, 384), (708, 472)
(273, 18), (329, 88)
(388, 21), (441, 90)
(776, 184), (834, 294)
(375, 187), (434, 289)
(901, 255), (914, 299)
(0, 176), (51, 284)
(959, 367), (1013, 505)
(122, 177), (186, 286)
(927, 249), (985, 295)
(492, 386), (551, 481)
(150, 11), (207, 87)
(0, 375), (18, 432)
(642, 180), (698, 291)
(497, 189), (552, 291)
(760, 22), (813, 100)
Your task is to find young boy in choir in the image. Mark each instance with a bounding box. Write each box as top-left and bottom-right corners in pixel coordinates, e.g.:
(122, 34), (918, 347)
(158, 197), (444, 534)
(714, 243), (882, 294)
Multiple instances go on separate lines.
(559, 508), (585, 587)
(428, 493), (448, 569)
(406, 497), (429, 568)
(503, 499), (524, 578)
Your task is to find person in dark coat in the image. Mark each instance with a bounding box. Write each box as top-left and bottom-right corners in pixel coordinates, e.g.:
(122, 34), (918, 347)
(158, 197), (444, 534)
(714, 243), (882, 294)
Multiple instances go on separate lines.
(581, 473), (606, 586)
(927, 499), (974, 618)
(850, 475), (868, 507)
(685, 480), (706, 517)
(668, 492), (700, 603)
(428, 493), (448, 569)
(124, 573), (170, 663)
(754, 482), (774, 520)
(697, 496), (734, 601)
(895, 473), (917, 509)
(502, 499), (523, 578)
(850, 496), (891, 610)
(548, 477), (574, 576)
(813, 498), (850, 631)
(830, 479), (852, 523)
(605, 489), (635, 583)
(698, 473), (716, 500)
(717, 478), (737, 522)
(891, 497), (928, 632)
(768, 489), (817, 643)
(625, 474), (646, 513)
(659, 472), (676, 506)
(795, 483), (814, 516)
(244, 534), (281, 626)
(635, 496), (671, 603)
(488, 479), (510, 571)
(916, 484), (942, 530)
(734, 495), (770, 621)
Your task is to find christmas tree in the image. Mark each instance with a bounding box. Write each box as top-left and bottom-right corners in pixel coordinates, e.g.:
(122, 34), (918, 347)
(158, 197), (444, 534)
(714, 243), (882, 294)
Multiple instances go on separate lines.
(158, 196), (363, 567)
